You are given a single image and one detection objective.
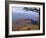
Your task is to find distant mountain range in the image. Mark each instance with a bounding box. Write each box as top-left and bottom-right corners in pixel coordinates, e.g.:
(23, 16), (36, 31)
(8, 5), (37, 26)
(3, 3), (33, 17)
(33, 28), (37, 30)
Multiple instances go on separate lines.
(15, 18), (32, 25)
(13, 18), (38, 26)
(12, 11), (39, 22)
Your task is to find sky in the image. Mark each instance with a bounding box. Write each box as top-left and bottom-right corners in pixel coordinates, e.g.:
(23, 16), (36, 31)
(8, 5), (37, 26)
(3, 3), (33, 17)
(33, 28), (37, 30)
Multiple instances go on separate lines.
(12, 7), (39, 22)
(12, 7), (39, 16)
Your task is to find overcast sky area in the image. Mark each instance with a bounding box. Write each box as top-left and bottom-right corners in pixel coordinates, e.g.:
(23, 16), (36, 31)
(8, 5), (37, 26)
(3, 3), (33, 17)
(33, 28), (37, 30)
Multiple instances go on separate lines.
(12, 7), (26, 13)
(12, 7), (39, 21)
(12, 7), (39, 17)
